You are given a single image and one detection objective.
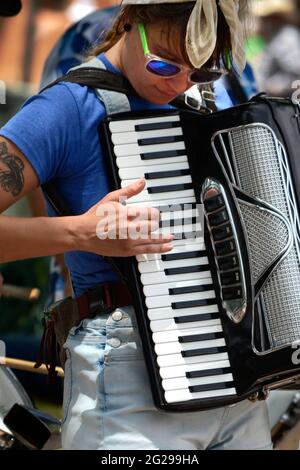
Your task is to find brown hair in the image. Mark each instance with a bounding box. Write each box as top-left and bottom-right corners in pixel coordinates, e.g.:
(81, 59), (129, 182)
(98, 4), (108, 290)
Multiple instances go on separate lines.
(88, 2), (249, 70)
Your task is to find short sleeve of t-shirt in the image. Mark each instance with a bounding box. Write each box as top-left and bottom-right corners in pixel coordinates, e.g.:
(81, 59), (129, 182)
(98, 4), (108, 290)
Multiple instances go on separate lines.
(0, 83), (83, 185)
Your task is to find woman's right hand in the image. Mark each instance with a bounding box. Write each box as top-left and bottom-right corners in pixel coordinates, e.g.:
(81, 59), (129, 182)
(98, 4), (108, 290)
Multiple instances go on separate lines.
(78, 178), (174, 257)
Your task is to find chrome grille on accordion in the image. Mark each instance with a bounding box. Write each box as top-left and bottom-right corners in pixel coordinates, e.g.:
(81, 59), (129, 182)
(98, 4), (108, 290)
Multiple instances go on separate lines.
(211, 123), (300, 351)
(102, 96), (300, 412)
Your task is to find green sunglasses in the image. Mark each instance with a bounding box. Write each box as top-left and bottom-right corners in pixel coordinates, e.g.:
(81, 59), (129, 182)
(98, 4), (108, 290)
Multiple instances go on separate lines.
(138, 23), (227, 84)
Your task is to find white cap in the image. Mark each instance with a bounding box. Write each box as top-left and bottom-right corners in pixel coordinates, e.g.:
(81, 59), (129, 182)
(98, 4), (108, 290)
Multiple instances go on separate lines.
(122, 0), (246, 73)
(252, 0), (295, 17)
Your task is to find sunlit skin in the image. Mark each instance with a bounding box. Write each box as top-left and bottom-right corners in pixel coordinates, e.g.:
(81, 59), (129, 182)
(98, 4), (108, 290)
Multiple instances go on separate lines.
(105, 23), (195, 104)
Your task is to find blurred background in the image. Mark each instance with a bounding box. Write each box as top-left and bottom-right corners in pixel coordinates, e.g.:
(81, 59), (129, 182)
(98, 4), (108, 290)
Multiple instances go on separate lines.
(1, 0), (300, 448)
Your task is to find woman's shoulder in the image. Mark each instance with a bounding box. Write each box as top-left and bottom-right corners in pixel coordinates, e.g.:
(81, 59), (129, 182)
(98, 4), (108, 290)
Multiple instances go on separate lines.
(21, 81), (106, 136)
(38, 81), (105, 115)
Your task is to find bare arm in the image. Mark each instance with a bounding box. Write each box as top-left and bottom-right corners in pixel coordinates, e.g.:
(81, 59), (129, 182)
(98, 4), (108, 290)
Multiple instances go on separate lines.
(0, 214), (82, 262)
(0, 137), (173, 263)
(0, 136), (81, 261)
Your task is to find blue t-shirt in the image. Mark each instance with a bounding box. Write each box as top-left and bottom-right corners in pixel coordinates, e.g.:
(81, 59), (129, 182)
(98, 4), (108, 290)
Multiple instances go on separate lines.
(0, 53), (172, 296)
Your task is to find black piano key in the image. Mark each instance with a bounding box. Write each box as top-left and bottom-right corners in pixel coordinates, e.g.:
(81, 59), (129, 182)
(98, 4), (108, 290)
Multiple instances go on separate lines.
(211, 224), (232, 241)
(179, 332), (224, 343)
(222, 286), (243, 301)
(182, 346), (227, 357)
(208, 209), (229, 226)
(203, 195), (224, 213)
(159, 216), (198, 228)
(162, 250), (206, 261)
(174, 313), (220, 324)
(189, 381), (234, 393)
(220, 270), (241, 286)
(138, 135), (183, 146)
(158, 203), (196, 213)
(218, 256), (239, 271)
(186, 367), (231, 378)
(170, 284), (214, 295)
(135, 121), (181, 131)
(145, 169), (190, 179)
(141, 149), (186, 160)
(165, 265), (210, 275)
(215, 240), (236, 257)
(148, 183), (193, 194)
(171, 298), (217, 309)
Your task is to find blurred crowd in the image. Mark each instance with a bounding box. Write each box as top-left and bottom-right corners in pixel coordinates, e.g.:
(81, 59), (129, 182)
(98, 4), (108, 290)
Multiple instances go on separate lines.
(0, 0), (119, 87)
(252, 0), (300, 97)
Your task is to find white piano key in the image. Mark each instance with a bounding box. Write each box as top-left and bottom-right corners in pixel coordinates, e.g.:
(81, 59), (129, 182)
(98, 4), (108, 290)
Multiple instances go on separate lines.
(118, 161), (190, 180)
(159, 359), (231, 379)
(127, 196), (196, 207)
(137, 241), (205, 262)
(147, 305), (219, 321)
(157, 352), (229, 367)
(155, 338), (225, 356)
(138, 256), (208, 274)
(146, 290), (216, 309)
(143, 277), (213, 297)
(164, 387), (236, 403)
(114, 140), (185, 158)
(150, 317), (220, 334)
(116, 154), (188, 169)
(128, 188), (195, 204)
(121, 175), (192, 188)
(162, 373), (233, 391)
(152, 325), (223, 344)
(169, 236), (203, 246)
(153, 324), (223, 344)
(112, 127), (183, 145)
(109, 114), (180, 133)
(141, 267), (212, 286)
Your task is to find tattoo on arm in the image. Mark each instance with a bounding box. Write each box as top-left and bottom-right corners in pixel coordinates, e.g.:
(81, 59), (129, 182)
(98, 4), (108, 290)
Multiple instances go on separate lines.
(0, 141), (24, 197)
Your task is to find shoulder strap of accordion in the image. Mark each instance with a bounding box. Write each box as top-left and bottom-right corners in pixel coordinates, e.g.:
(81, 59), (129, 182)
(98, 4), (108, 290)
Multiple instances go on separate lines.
(40, 65), (207, 113)
(40, 66), (135, 96)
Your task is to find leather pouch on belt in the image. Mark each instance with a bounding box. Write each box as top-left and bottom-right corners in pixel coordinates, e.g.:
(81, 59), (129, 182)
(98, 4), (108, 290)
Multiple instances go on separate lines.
(35, 297), (80, 380)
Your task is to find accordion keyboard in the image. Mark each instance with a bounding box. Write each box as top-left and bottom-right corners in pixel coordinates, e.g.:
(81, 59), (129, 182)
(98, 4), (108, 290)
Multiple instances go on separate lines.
(109, 114), (237, 404)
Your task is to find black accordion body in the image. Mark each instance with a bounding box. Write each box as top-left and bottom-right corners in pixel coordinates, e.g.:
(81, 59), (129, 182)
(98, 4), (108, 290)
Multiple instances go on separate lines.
(101, 95), (300, 411)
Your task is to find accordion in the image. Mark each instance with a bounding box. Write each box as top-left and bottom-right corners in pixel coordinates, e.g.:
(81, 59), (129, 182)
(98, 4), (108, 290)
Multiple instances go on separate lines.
(101, 95), (300, 411)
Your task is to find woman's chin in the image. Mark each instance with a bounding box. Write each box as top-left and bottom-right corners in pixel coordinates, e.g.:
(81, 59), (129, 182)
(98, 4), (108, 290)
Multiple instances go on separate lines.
(148, 91), (176, 104)
(139, 86), (176, 105)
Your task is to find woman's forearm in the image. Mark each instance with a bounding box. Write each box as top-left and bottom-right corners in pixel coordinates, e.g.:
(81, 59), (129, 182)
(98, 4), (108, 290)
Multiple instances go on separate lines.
(0, 180), (174, 263)
(0, 215), (79, 262)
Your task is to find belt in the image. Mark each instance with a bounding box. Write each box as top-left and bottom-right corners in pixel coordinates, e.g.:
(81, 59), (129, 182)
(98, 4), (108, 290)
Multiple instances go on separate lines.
(76, 282), (132, 321)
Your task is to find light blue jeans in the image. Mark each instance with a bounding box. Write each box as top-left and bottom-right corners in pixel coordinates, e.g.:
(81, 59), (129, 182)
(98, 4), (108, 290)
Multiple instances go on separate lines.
(61, 305), (273, 450)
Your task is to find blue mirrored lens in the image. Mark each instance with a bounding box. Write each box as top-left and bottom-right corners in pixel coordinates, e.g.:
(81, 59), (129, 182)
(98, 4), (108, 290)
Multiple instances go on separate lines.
(146, 60), (181, 77)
